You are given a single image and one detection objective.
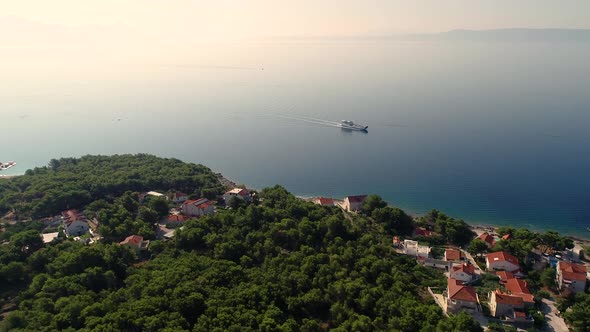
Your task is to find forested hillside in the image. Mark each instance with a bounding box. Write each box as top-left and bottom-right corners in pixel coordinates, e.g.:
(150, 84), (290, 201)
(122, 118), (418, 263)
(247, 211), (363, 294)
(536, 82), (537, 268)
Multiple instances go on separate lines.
(0, 156), (484, 331)
(0, 154), (223, 219)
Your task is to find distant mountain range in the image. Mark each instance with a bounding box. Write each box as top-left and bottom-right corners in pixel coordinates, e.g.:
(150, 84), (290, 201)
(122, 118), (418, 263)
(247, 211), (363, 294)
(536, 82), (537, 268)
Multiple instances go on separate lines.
(436, 28), (590, 41)
(0, 16), (137, 45)
(273, 28), (590, 42)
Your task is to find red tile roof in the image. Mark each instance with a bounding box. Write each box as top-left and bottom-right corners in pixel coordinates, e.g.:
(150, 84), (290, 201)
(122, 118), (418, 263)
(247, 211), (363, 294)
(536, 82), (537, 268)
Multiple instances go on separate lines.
(227, 188), (249, 196)
(167, 215), (189, 223)
(493, 290), (524, 306)
(120, 235), (143, 247)
(505, 278), (534, 303)
(183, 198), (209, 206)
(415, 227), (432, 237)
(316, 197), (334, 206)
(502, 234), (512, 240)
(559, 261), (587, 274)
(487, 251), (519, 269)
(448, 278), (478, 302)
(562, 271), (587, 282)
(346, 195), (367, 203)
(478, 232), (496, 246)
(496, 271), (514, 283)
(452, 263), (476, 275)
(445, 248), (462, 261)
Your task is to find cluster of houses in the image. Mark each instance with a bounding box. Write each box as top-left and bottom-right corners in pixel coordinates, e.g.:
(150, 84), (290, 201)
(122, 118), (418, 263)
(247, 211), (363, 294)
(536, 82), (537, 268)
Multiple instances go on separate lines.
(396, 228), (589, 329)
(313, 195), (367, 212)
(40, 187), (252, 246)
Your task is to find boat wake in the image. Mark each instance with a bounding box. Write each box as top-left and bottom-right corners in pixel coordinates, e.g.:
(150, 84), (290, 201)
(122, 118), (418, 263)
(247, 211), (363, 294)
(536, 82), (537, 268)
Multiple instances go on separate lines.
(273, 114), (343, 129)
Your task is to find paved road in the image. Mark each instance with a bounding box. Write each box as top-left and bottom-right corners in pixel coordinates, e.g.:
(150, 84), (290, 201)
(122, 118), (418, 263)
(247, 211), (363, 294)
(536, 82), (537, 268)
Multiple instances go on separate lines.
(541, 298), (568, 332)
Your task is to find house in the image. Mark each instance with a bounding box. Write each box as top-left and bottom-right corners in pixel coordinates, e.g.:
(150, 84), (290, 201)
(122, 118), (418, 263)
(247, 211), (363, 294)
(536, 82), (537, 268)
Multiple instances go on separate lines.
(478, 232), (496, 248)
(450, 263), (477, 283)
(147, 191), (166, 198)
(504, 278), (535, 307)
(182, 198), (214, 217)
(62, 210), (90, 237)
(403, 239), (431, 258)
(314, 197), (334, 206)
(445, 248), (462, 262)
(165, 214), (189, 225)
(342, 195), (367, 212)
(119, 235), (150, 251)
(42, 232), (59, 244)
(417, 257), (451, 270)
(446, 278), (480, 313)
(486, 251), (520, 272)
(557, 261), (587, 294)
(502, 234), (512, 241)
(170, 192), (189, 204)
(489, 290), (531, 323)
(224, 188), (250, 204)
(414, 227), (432, 237)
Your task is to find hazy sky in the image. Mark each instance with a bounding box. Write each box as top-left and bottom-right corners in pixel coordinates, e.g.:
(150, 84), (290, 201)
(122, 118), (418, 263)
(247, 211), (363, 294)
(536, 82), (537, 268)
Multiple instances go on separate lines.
(3, 0), (590, 41)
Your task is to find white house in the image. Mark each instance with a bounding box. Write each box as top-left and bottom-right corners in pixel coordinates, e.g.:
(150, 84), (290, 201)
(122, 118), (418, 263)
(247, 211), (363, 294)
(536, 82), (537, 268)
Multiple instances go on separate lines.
(557, 261), (587, 294)
(450, 263), (477, 283)
(62, 210), (90, 237)
(224, 188), (250, 205)
(42, 232), (59, 244)
(343, 195), (367, 212)
(486, 251), (520, 272)
(119, 235), (150, 252)
(182, 198), (214, 217)
(403, 239), (431, 258)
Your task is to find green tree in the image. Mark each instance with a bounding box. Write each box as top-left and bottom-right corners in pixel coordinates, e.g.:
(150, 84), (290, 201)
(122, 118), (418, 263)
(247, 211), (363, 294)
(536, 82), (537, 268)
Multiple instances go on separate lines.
(540, 268), (556, 289)
(362, 195), (387, 215)
(467, 239), (489, 257)
(149, 197), (170, 218)
(436, 312), (483, 332)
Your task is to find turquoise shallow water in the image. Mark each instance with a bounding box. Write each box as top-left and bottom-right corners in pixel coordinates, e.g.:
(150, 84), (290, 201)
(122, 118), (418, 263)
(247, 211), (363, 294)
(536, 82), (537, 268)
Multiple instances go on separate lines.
(1, 40), (590, 238)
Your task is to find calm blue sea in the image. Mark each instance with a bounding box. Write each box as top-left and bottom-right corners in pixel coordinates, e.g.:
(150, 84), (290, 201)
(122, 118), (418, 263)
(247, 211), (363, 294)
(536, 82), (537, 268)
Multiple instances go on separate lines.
(2, 40), (590, 237)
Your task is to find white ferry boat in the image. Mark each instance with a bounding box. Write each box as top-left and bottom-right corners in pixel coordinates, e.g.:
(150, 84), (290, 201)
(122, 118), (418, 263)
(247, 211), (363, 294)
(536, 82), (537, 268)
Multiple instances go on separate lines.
(340, 120), (368, 131)
(0, 161), (16, 171)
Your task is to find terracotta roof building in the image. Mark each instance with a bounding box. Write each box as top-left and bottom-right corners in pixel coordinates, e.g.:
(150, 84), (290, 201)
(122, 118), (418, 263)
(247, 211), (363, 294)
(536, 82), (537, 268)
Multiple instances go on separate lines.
(557, 261), (587, 294)
(447, 278), (480, 313)
(477, 232), (496, 248)
(314, 197), (335, 206)
(120, 235), (150, 251)
(486, 251), (520, 272)
(445, 248), (462, 262)
(343, 195), (367, 212)
(450, 263), (477, 283)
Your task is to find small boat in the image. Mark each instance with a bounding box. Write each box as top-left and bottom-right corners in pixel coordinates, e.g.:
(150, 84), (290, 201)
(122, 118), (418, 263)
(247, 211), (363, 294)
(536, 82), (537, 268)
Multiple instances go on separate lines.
(0, 161), (16, 171)
(340, 120), (368, 131)
(587, 227), (590, 232)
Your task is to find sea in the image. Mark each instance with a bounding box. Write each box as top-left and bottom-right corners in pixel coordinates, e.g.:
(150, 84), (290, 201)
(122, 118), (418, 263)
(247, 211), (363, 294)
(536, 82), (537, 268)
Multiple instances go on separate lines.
(2, 38), (590, 238)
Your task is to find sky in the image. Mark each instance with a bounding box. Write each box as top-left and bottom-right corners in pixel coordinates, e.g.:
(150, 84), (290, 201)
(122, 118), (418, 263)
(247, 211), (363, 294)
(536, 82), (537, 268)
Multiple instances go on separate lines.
(2, 0), (589, 42)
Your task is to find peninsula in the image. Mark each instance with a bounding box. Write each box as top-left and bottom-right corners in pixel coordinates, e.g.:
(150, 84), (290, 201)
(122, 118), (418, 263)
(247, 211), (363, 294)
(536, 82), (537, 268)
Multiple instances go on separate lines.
(0, 155), (588, 331)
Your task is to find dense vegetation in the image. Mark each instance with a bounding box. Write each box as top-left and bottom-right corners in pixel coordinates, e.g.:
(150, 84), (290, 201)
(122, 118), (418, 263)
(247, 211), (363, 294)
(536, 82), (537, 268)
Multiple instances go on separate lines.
(415, 209), (475, 246)
(0, 155), (487, 331)
(0, 154), (223, 219)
